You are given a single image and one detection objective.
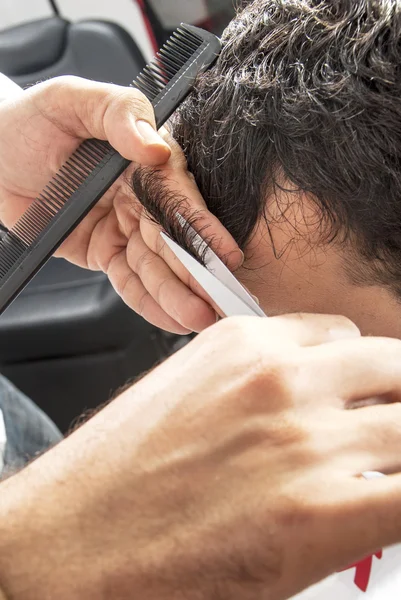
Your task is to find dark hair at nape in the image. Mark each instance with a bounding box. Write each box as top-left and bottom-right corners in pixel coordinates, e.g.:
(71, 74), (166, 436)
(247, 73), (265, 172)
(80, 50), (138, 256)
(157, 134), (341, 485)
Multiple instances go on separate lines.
(160, 0), (401, 297)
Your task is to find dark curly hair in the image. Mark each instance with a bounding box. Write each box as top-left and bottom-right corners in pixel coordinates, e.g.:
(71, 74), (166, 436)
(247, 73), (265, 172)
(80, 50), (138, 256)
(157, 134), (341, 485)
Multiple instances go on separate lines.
(134, 0), (401, 295)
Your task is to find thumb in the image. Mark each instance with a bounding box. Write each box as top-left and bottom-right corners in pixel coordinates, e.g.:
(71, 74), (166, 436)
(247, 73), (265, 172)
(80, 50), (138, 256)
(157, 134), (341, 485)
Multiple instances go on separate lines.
(30, 75), (171, 165)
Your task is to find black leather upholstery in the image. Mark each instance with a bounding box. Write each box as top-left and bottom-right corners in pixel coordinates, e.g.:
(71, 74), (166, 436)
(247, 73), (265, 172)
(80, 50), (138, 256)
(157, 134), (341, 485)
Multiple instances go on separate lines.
(0, 17), (68, 76)
(0, 259), (153, 364)
(0, 17), (147, 88)
(0, 17), (188, 432)
(0, 258), (180, 432)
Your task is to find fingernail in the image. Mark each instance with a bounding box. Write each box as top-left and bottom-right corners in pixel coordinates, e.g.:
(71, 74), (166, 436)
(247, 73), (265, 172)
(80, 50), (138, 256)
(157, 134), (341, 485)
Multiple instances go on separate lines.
(361, 471), (386, 480)
(328, 326), (360, 341)
(136, 120), (170, 149)
(238, 249), (245, 266)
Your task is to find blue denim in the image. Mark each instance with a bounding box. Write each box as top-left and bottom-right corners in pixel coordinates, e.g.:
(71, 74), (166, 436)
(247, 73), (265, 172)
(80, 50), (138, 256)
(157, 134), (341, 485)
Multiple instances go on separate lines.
(0, 375), (62, 477)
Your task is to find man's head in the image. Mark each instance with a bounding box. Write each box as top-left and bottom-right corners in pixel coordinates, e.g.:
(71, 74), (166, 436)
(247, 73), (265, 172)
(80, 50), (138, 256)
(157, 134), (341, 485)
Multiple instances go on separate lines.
(134, 0), (401, 336)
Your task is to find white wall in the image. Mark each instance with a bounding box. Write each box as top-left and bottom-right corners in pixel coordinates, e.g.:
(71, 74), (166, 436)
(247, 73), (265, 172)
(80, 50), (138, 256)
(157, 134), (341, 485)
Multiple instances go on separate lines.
(0, 0), (51, 27)
(0, 0), (154, 61)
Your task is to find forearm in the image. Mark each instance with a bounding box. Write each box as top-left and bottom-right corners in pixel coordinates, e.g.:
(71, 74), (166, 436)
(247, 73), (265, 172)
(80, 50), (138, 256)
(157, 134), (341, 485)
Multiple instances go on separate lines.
(0, 467), (58, 600)
(0, 437), (100, 600)
(0, 384), (166, 600)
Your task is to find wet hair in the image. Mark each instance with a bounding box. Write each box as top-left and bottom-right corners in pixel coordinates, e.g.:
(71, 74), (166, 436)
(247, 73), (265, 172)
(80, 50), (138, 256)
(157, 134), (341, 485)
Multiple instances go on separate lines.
(133, 0), (401, 295)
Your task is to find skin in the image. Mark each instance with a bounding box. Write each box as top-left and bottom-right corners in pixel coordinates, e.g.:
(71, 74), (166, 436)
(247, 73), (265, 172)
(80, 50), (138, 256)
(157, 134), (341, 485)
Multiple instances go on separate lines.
(0, 75), (243, 335)
(1, 75), (393, 339)
(2, 76), (401, 599)
(3, 314), (401, 599)
(236, 189), (401, 339)
(149, 173), (401, 338)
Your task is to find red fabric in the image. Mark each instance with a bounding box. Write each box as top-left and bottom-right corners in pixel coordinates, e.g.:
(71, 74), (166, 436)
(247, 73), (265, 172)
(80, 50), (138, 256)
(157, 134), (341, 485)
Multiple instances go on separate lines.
(133, 0), (159, 54)
(339, 550), (383, 592)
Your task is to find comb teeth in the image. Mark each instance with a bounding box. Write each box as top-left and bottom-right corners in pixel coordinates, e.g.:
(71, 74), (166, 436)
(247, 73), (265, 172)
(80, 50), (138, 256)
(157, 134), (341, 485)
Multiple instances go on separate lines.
(0, 138), (112, 279)
(132, 25), (204, 101)
(0, 233), (27, 278)
(0, 23), (221, 314)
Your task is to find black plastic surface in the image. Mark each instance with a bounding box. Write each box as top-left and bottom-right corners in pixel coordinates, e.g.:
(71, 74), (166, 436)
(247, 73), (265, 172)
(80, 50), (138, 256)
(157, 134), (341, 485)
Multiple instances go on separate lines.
(10, 19), (148, 87)
(0, 258), (153, 363)
(1, 328), (170, 433)
(0, 17), (68, 76)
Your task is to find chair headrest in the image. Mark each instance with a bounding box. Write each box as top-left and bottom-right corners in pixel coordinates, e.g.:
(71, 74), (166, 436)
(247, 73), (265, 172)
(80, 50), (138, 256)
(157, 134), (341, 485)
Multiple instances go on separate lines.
(0, 17), (68, 76)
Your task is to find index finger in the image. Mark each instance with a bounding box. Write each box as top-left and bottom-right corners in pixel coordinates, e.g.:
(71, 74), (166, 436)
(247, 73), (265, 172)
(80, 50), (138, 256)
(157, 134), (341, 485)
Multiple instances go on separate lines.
(135, 158), (244, 285)
(158, 127), (245, 272)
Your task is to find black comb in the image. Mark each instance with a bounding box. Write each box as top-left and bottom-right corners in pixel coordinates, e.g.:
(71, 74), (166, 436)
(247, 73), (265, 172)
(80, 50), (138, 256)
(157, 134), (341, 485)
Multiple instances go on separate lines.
(0, 24), (221, 315)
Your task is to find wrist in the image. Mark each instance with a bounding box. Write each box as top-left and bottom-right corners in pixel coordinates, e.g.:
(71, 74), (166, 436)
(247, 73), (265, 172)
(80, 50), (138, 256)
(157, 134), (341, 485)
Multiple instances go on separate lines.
(0, 451), (90, 600)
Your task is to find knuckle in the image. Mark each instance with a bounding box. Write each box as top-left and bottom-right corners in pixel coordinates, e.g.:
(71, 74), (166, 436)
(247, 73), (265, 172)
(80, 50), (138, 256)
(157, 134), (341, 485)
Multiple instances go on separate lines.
(114, 271), (136, 300)
(202, 316), (260, 352)
(197, 317), (304, 408)
(214, 315), (259, 336)
(213, 318), (302, 407)
(43, 75), (82, 95)
(246, 356), (300, 411)
(129, 247), (155, 277)
(154, 276), (173, 305)
(137, 290), (150, 317)
(194, 317), (257, 365)
(54, 74), (81, 87)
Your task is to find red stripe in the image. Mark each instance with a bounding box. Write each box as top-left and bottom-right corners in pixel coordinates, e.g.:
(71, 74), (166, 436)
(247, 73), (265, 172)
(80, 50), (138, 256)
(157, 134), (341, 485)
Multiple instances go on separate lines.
(339, 550), (382, 592)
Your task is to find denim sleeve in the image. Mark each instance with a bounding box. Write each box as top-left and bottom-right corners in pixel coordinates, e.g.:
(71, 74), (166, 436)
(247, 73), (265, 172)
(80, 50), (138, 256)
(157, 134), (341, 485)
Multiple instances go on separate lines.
(0, 375), (62, 478)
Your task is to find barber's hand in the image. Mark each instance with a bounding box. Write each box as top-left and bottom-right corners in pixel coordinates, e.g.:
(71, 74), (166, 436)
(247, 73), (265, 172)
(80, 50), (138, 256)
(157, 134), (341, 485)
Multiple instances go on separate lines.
(2, 314), (401, 600)
(0, 76), (242, 333)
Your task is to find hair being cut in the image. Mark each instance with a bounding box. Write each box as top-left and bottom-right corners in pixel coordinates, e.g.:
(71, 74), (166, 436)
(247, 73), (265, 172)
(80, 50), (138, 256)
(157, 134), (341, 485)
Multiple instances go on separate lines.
(133, 0), (401, 295)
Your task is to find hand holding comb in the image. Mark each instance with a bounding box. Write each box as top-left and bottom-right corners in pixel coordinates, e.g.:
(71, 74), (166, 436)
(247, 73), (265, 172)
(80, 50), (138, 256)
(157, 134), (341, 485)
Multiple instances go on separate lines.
(0, 25), (221, 315)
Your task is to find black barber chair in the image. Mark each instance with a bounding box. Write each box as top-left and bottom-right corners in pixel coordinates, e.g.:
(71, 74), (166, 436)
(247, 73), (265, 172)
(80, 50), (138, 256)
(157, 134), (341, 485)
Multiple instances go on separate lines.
(0, 14), (188, 432)
(0, 16), (146, 87)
